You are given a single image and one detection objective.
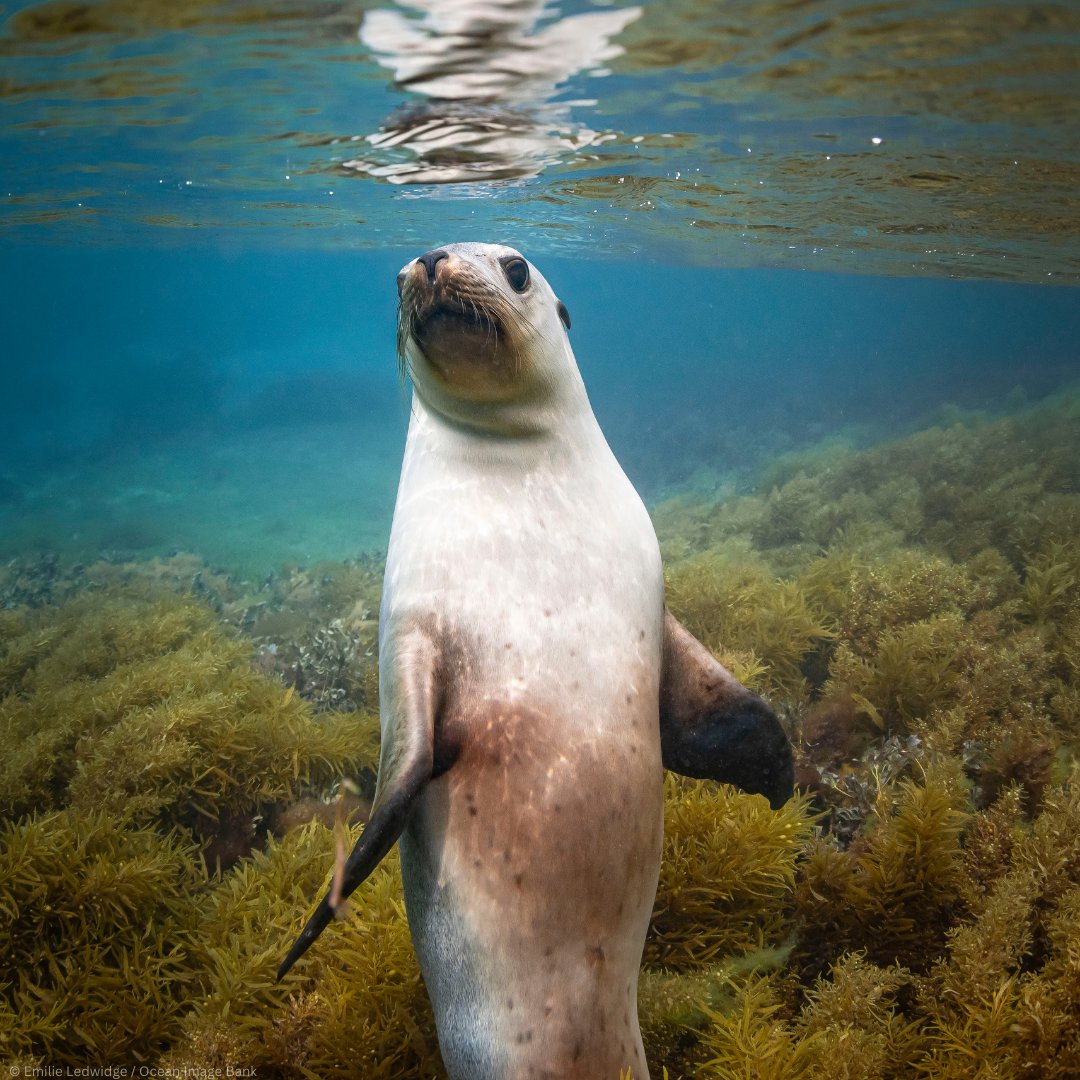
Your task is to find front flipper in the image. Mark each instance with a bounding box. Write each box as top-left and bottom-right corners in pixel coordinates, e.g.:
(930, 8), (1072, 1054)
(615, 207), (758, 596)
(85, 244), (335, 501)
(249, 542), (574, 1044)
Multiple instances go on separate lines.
(659, 611), (794, 809)
(277, 626), (440, 980)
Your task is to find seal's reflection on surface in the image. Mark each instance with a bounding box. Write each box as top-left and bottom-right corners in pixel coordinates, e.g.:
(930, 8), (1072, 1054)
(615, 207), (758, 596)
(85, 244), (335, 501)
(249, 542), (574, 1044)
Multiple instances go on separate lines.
(344, 0), (641, 184)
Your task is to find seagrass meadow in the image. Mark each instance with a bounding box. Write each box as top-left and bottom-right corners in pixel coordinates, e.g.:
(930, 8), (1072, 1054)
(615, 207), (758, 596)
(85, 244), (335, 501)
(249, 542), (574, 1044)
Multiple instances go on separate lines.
(3, 390), (1080, 1078)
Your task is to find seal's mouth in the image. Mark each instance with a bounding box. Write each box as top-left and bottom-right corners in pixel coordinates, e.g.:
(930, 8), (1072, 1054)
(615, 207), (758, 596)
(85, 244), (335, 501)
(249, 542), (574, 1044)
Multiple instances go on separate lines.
(397, 263), (511, 379)
(412, 296), (504, 350)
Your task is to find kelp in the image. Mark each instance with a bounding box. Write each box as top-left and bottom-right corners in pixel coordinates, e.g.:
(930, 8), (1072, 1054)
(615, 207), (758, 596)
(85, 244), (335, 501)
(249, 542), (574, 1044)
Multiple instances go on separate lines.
(2, 391), (1080, 1074)
(0, 586), (379, 854)
(0, 808), (203, 1063)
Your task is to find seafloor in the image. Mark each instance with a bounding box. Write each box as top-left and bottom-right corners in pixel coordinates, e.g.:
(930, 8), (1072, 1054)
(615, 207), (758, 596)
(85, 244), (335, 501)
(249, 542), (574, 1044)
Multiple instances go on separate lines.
(3, 389), (1080, 1077)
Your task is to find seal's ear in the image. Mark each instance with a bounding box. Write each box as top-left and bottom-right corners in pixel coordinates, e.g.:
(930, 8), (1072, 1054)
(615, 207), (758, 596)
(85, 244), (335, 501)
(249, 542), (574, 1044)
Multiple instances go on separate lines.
(556, 300), (571, 331)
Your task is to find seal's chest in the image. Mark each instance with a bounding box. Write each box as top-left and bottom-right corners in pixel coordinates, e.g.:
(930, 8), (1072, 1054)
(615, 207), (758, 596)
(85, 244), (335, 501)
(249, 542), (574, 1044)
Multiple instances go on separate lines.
(391, 461), (662, 615)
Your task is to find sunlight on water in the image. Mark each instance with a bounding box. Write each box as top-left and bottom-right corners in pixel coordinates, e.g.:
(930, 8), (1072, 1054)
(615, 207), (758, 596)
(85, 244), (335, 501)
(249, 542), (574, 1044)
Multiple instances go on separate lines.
(2, 0), (1078, 281)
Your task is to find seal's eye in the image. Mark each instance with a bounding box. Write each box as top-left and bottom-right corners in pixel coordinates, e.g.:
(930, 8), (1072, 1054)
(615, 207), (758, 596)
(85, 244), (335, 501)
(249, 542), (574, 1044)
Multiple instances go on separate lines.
(501, 257), (530, 292)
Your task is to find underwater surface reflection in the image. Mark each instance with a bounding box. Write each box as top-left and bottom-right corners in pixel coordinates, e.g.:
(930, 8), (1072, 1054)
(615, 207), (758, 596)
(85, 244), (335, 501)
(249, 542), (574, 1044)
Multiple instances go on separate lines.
(2, 0), (1078, 280)
(352, 0), (641, 183)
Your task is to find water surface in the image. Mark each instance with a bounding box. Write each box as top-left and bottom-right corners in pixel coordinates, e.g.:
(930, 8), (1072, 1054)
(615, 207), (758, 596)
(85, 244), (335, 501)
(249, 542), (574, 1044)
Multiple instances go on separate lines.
(1, 0), (1078, 573)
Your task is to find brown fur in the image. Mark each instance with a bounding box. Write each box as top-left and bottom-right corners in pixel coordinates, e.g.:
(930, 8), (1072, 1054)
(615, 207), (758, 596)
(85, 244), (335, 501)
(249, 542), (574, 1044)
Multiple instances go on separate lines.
(411, 693), (662, 1080)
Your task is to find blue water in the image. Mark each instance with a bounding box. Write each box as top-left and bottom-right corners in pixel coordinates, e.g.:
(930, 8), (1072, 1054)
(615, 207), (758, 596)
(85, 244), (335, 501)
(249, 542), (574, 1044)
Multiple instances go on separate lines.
(2, 242), (1077, 573)
(1, 0), (1078, 571)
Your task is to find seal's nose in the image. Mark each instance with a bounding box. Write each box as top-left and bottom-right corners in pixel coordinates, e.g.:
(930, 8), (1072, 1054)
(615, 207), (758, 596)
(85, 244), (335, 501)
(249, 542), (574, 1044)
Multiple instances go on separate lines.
(417, 248), (449, 282)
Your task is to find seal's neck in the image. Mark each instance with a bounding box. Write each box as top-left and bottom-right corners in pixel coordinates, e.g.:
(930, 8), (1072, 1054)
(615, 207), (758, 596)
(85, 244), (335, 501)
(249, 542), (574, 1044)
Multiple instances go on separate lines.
(407, 389), (607, 469)
(404, 337), (614, 472)
(403, 367), (618, 482)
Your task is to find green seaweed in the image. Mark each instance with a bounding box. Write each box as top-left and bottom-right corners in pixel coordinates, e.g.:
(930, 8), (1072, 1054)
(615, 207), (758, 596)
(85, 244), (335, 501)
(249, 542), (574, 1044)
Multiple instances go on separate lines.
(665, 553), (831, 701)
(0, 586), (379, 855)
(0, 808), (203, 1063)
(791, 760), (970, 981)
(694, 975), (826, 1079)
(3, 390), (1080, 1075)
(163, 824), (443, 1079)
(647, 776), (816, 970)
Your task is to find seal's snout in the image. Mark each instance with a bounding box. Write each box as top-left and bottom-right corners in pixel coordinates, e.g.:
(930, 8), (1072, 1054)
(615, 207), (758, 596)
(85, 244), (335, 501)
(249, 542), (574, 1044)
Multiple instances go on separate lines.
(418, 248), (449, 282)
(396, 244), (544, 412)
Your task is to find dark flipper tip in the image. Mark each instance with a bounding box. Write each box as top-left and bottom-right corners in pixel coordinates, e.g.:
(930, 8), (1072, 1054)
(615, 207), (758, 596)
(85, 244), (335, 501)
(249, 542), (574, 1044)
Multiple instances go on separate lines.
(662, 696), (795, 809)
(277, 896), (334, 982)
(708, 697), (794, 809)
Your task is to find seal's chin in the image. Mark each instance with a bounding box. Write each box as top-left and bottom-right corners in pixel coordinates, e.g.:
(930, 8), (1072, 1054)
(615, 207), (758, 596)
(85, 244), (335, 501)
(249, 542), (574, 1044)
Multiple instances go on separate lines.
(396, 256), (525, 405)
(406, 299), (520, 399)
(412, 305), (502, 363)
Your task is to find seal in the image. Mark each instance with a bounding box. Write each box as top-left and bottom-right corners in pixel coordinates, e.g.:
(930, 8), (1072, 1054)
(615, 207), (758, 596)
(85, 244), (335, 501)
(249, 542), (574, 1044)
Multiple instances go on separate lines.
(278, 243), (793, 1080)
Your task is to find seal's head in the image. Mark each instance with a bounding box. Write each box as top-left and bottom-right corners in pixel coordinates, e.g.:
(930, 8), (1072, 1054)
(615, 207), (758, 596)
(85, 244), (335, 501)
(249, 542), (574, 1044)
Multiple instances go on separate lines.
(397, 242), (575, 432)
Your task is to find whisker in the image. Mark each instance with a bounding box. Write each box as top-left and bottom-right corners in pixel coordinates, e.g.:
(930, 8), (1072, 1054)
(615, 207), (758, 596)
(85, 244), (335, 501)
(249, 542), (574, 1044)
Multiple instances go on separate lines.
(395, 300), (416, 388)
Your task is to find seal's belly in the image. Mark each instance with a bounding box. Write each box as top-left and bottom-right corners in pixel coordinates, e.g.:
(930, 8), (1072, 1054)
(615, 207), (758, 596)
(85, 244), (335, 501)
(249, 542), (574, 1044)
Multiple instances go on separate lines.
(403, 693), (663, 1080)
(394, 559), (665, 1078)
(385, 437), (665, 1077)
